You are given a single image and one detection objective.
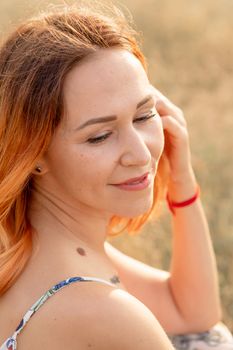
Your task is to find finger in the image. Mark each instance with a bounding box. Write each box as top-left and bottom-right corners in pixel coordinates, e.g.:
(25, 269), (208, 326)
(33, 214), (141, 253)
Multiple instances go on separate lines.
(149, 84), (164, 100)
(150, 85), (179, 112)
(156, 100), (186, 128)
(161, 115), (189, 142)
(149, 85), (186, 127)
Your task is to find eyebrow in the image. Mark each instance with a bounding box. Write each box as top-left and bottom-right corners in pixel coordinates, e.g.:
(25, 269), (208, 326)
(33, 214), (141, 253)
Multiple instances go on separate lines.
(74, 94), (154, 132)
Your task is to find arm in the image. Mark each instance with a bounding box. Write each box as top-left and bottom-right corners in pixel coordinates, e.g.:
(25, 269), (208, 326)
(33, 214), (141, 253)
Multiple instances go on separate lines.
(154, 88), (221, 330)
(167, 167), (222, 330)
(105, 88), (221, 335)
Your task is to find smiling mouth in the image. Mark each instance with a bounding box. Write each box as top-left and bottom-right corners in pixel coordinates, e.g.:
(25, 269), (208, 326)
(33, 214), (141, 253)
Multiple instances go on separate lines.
(110, 173), (152, 191)
(113, 172), (149, 186)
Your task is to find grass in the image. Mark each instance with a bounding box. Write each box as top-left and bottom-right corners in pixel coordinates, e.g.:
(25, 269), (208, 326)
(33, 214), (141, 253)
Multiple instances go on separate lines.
(0, 0), (232, 332)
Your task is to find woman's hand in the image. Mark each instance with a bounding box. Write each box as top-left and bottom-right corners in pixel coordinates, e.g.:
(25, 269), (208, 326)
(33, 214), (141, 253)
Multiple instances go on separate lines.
(148, 89), (221, 330)
(150, 85), (193, 183)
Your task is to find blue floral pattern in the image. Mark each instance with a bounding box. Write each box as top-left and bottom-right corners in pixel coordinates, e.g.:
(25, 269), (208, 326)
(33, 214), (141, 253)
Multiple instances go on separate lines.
(169, 322), (233, 350)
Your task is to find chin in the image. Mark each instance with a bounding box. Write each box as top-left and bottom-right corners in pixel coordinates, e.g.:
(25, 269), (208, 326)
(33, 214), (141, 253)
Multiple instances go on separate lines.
(113, 199), (154, 219)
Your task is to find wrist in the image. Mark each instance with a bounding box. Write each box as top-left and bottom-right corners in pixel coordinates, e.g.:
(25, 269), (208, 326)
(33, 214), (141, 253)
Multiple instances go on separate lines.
(169, 164), (195, 184)
(167, 168), (198, 203)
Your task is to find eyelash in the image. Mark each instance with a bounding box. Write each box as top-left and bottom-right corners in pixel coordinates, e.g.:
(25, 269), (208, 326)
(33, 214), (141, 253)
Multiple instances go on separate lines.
(87, 112), (157, 145)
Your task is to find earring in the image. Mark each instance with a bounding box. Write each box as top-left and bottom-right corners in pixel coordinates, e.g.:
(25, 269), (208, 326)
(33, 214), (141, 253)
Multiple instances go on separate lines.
(35, 166), (42, 173)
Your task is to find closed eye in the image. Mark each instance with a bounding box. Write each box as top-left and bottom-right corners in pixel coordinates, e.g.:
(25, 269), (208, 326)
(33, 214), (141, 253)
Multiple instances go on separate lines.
(87, 112), (158, 145)
(134, 112), (157, 123)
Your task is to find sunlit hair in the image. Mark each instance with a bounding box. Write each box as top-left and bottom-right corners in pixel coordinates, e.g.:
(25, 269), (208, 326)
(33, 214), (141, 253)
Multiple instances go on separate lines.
(0, 3), (169, 295)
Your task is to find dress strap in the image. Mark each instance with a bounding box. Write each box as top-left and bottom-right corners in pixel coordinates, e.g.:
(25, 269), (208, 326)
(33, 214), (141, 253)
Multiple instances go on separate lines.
(0, 276), (115, 350)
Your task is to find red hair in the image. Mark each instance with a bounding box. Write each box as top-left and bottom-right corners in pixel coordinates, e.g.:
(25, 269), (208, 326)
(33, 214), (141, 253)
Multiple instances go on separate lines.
(0, 3), (169, 296)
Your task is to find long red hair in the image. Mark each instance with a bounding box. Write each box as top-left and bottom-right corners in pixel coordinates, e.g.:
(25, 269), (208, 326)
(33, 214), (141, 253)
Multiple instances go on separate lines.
(0, 3), (169, 296)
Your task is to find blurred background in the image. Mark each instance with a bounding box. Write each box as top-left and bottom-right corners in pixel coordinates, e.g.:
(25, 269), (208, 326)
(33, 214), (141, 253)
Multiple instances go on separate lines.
(0, 0), (232, 331)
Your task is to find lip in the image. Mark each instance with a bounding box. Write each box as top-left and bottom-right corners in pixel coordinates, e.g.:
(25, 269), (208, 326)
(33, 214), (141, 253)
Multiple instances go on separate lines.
(113, 172), (150, 185)
(111, 172), (152, 191)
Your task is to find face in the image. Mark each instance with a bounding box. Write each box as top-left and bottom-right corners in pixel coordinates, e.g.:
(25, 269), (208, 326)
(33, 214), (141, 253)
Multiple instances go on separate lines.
(40, 48), (165, 219)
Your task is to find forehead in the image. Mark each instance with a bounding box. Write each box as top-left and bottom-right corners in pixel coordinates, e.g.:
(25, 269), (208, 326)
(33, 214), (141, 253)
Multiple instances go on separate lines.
(62, 49), (151, 127)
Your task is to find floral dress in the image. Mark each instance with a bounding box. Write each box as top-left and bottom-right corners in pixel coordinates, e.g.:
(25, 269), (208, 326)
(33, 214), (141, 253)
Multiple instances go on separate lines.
(169, 323), (233, 350)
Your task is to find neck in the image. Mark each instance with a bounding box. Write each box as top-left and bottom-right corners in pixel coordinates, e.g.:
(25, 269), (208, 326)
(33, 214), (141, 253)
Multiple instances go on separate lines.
(28, 184), (111, 256)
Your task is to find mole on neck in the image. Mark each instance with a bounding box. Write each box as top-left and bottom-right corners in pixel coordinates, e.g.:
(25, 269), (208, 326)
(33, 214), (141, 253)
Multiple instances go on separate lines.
(76, 247), (86, 256)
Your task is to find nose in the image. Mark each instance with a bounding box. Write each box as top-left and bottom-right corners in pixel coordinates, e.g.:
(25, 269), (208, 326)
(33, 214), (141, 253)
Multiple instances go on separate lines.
(119, 127), (152, 167)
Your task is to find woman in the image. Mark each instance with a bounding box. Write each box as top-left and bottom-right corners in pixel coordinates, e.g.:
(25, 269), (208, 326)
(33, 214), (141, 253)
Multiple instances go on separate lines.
(0, 3), (232, 350)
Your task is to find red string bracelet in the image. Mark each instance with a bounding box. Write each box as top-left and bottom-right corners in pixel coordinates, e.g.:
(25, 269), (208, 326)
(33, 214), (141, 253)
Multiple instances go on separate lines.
(166, 185), (200, 215)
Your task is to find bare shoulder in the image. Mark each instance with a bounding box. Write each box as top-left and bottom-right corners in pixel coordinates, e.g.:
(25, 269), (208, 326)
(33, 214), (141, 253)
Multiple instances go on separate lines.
(17, 282), (174, 350)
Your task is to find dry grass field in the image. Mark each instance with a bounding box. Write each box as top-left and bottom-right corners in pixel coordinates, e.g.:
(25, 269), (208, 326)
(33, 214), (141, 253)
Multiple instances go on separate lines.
(0, 0), (232, 332)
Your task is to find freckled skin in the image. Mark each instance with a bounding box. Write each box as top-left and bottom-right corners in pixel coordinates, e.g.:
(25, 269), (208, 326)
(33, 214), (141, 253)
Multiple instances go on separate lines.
(37, 48), (165, 221)
(29, 48), (165, 282)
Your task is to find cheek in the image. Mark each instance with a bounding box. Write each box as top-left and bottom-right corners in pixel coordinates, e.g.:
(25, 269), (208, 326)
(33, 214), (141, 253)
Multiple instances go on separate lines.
(68, 148), (112, 187)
